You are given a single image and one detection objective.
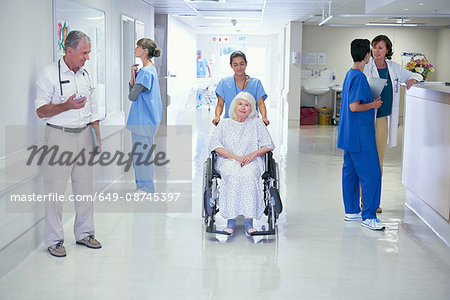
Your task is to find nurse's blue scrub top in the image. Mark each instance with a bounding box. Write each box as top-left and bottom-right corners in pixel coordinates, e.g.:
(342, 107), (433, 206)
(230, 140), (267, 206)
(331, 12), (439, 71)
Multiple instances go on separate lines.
(215, 75), (267, 118)
(127, 65), (162, 137)
(337, 68), (376, 152)
(197, 58), (208, 78)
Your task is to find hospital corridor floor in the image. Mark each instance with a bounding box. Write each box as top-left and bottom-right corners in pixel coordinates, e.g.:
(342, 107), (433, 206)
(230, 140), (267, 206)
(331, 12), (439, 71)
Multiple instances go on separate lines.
(0, 104), (449, 300)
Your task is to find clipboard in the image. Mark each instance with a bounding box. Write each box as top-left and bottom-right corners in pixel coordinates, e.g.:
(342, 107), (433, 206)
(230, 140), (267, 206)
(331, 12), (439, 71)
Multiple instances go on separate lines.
(367, 77), (387, 99)
(90, 127), (100, 154)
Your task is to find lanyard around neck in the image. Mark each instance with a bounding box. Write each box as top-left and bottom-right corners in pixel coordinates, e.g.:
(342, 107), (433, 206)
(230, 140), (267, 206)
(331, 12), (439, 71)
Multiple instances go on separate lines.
(234, 75), (248, 94)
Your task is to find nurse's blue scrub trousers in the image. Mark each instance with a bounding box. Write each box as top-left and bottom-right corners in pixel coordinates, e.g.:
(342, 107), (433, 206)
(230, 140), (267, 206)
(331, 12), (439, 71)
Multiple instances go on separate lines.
(342, 149), (381, 220)
(131, 133), (155, 193)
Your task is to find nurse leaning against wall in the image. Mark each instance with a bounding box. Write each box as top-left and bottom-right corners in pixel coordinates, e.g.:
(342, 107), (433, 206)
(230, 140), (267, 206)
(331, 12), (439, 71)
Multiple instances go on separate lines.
(363, 35), (422, 212)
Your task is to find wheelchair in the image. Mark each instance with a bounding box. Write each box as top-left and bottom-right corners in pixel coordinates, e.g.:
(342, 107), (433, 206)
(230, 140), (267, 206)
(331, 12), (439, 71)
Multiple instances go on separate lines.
(202, 150), (283, 236)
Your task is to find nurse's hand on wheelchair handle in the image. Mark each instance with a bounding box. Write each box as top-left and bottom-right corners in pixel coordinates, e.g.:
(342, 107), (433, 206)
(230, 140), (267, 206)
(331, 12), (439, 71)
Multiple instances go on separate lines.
(212, 117), (220, 126)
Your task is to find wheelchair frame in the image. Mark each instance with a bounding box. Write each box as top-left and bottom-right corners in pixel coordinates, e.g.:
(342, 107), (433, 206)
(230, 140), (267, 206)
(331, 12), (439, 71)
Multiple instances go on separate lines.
(202, 151), (282, 236)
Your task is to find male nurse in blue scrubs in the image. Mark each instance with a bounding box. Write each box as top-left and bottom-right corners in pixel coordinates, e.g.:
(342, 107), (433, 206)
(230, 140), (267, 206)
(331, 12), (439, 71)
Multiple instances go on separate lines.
(337, 39), (385, 231)
(197, 50), (211, 78)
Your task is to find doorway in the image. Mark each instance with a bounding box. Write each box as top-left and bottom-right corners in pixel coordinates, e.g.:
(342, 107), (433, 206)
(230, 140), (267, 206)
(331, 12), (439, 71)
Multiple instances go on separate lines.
(121, 15), (135, 122)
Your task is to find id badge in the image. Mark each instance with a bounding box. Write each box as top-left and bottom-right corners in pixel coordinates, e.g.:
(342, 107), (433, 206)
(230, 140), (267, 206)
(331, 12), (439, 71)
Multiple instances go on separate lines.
(394, 78), (399, 93)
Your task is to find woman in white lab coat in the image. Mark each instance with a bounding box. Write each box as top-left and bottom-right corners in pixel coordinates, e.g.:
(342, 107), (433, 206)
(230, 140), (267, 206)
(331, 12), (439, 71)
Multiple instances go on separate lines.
(363, 35), (422, 212)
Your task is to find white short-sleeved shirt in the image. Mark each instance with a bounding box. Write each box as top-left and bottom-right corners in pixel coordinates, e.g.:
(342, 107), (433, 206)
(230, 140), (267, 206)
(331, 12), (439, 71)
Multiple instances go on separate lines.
(35, 58), (99, 126)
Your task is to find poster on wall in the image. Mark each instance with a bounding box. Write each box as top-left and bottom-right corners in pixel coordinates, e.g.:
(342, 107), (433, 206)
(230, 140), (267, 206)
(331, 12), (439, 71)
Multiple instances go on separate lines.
(57, 20), (70, 55)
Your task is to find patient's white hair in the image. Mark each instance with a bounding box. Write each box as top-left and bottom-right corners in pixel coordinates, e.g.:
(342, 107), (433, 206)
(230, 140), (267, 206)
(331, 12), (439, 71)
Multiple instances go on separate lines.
(228, 92), (257, 120)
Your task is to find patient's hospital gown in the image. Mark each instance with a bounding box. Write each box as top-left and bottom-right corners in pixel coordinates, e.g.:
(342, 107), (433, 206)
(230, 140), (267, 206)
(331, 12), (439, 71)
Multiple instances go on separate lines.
(209, 117), (275, 219)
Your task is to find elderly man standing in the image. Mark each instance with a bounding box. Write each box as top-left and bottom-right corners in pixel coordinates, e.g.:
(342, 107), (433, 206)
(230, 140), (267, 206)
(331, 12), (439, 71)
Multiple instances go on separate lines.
(35, 30), (102, 257)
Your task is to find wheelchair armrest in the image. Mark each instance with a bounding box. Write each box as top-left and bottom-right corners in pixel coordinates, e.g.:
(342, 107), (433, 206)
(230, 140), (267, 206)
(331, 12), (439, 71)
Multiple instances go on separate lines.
(210, 151), (221, 179)
(261, 151), (275, 180)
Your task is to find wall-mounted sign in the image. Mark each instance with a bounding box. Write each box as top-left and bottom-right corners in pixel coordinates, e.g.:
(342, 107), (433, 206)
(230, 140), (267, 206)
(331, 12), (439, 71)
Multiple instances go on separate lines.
(307, 52), (317, 65)
(212, 36), (230, 43)
(317, 53), (326, 65)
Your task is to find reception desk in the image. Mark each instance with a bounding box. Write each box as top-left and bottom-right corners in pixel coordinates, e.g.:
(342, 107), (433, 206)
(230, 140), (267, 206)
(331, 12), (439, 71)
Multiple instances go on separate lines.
(402, 83), (450, 245)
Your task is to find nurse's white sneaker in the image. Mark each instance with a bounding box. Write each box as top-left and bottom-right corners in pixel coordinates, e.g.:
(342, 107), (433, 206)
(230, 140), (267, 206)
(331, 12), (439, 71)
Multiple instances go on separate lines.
(361, 218), (385, 231)
(344, 212), (362, 221)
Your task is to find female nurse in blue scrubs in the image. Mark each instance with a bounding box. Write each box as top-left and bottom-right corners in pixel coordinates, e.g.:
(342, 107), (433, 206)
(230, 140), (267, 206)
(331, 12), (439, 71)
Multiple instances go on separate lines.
(212, 51), (269, 126)
(127, 38), (163, 193)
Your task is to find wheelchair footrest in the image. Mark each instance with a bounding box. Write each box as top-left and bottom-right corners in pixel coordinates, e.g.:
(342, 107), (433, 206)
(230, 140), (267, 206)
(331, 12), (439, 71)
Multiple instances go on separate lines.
(208, 229), (231, 236)
(250, 229), (275, 236)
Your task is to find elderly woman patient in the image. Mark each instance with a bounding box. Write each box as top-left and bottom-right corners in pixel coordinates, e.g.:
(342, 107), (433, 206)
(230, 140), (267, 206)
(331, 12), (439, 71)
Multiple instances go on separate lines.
(209, 91), (275, 235)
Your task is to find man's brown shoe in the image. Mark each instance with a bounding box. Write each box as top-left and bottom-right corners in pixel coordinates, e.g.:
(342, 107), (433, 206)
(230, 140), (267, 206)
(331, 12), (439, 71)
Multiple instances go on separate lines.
(76, 235), (102, 249)
(48, 241), (66, 257)
(376, 207), (382, 213)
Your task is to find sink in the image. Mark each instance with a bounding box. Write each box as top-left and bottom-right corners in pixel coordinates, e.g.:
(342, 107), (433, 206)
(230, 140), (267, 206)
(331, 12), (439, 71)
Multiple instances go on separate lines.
(304, 86), (330, 95)
(302, 70), (333, 105)
(303, 86), (330, 105)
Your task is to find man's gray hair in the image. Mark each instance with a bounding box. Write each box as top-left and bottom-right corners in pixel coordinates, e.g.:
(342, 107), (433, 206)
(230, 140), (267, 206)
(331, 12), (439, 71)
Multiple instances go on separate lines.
(64, 30), (91, 51)
(228, 91), (257, 120)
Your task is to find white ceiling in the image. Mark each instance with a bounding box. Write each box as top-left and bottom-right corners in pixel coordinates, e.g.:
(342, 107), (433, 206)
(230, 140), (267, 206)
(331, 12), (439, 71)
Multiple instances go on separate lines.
(147, 0), (450, 34)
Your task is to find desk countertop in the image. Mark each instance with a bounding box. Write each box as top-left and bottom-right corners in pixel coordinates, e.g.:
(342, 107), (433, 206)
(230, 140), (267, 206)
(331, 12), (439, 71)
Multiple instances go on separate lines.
(407, 83), (450, 105)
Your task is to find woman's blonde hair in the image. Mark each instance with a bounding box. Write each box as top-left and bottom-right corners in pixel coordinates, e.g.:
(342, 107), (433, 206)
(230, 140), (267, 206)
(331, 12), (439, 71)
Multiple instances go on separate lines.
(228, 92), (257, 120)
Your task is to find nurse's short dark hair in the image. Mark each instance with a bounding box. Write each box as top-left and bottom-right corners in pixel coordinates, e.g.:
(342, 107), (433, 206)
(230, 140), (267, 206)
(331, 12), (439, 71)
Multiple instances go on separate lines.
(230, 50), (247, 65)
(350, 39), (370, 62)
(371, 35), (393, 60)
(64, 31), (90, 51)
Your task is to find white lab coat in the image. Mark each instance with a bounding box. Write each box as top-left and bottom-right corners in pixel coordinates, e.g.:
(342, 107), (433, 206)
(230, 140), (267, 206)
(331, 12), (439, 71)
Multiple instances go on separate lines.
(363, 59), (422, 148)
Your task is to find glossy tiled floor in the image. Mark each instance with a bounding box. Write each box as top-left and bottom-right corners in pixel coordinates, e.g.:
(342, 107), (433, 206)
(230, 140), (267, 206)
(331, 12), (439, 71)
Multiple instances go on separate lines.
(1, 101), (449, 300)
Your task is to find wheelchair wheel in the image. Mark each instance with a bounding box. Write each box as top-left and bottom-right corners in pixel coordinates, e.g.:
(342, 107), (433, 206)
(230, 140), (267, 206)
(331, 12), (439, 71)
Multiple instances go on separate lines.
(267, 206), (276, 233)
(274, 162), (280, 191)
(205, 158), (212, 189)
(203, 158), (214, 217)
